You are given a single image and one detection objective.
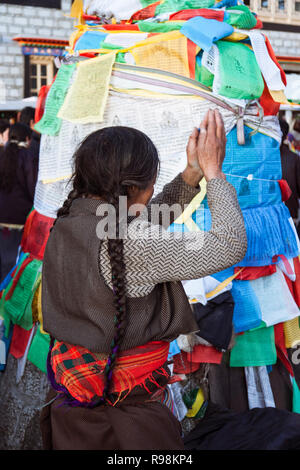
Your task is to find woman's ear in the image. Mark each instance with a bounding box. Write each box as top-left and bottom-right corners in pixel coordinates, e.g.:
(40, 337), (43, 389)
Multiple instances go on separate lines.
(127, 185), (141, 199)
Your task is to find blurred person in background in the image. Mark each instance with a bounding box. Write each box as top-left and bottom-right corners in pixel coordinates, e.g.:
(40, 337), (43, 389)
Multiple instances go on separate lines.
(0, 123), (39, 283)
(19, 106), (41, 155)
(0, 119), (10, 147)
(287, 115), (300, 154)
(279, 119), (300, 231)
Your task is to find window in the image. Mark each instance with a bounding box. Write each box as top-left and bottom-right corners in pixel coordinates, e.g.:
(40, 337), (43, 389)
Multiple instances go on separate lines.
(296, 1), (300, 11)
(2, 0), (61, 8)
(26, 56), (55, 97)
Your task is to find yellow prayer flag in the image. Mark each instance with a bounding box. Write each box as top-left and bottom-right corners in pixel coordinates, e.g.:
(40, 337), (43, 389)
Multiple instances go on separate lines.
(284, 317), (300, 349)
(132, 34), (190, 78)
(269, 89), (289, 104)
(224, 31), (249, 42)
(58, 52), (116, 124)
(69, 0), (83, 19)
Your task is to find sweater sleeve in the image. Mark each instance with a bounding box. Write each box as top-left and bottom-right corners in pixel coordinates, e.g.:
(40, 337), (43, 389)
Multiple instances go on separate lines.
(99, 177), (247, 297)
(146, 173), (202, 228)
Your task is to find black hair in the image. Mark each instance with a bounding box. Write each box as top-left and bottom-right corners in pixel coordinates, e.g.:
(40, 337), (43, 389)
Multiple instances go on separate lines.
(19, 106), (35, 127)
(0, 119), (10, 134)
(56, 126), (159, 403)
(279, 118), (289, 142)
(0, 123), (32, 192)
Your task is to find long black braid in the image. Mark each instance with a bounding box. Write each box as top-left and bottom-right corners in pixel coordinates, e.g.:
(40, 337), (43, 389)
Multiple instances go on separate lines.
(102, 194), (127, 402)
(51, 126), (159, 405)
(50, 188), (83, 233)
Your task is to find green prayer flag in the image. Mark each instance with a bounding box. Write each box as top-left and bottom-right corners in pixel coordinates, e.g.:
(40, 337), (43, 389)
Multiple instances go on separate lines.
(101, 42), (124, 50)
(292, 377), (300, 414)
(0, 253), (30, 337)
(27, 327), (50, 374)
(4, 259), (42, 332)
(198, 65), (214, 87)
(137, 21), (182, 33)
(115, 52), (127, 64)
(216, 40), (264, 100)
(230, 325), (277, 367)
(156, 0), (214, 15)
(34, 63), (76, 136)
(226, 5), (257, 30)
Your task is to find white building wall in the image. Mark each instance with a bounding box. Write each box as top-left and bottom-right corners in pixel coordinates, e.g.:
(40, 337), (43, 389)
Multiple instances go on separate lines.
(263, 29), (300, 56)
(0, 0), (74, 101)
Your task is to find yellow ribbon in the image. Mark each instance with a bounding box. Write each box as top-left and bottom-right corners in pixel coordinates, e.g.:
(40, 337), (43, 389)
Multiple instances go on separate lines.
(189, 268), (244, 304)
(69, 0), (83, 20)
(174, 177), (207, 225)
(33, 282), (47, 335)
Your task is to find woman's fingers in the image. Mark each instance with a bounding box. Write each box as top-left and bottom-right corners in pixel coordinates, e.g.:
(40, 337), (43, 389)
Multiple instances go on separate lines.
(191, 126), (200, 140)
(206, 109), (217, 141)
(198, 111), (209, 149)
(186, 127), (199, 158)
(199, 109), (209, 132)
(215, 109), (226, 162)
(187, 127), (199, 147)
(215, 109), (225, 141)
(194, 109), (227, 181)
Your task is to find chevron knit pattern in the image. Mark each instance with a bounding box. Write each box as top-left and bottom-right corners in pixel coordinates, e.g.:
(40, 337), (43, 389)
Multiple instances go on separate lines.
(99, 178), (247, 298)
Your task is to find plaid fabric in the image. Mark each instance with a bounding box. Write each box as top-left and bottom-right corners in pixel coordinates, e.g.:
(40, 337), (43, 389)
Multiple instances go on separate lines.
(51, 340), (170, 404)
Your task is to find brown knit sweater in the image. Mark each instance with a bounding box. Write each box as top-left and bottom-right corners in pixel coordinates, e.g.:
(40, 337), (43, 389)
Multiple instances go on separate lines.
(42, 174), (247, 352)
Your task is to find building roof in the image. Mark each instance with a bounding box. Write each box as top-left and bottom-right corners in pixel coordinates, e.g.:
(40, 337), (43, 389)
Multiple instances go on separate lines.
(13, 37), (69, 48)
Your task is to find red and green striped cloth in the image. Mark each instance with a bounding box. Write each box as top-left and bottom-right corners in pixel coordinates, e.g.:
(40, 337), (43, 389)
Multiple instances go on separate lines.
(50, 339), (170, 405)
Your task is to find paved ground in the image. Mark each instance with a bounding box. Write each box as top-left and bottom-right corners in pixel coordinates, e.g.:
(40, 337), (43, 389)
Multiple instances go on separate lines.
(0, 354), (49, 450)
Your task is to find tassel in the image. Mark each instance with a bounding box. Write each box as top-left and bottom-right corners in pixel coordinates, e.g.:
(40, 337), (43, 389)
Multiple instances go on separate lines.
(175, 203), (300, 267)
(239, 203), (300, 266)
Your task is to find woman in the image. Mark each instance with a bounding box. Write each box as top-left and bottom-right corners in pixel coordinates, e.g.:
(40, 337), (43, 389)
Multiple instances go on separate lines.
(40, 109), (247, 450)
(0, 123), (38, 283)
(0, 119), (10, 147)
